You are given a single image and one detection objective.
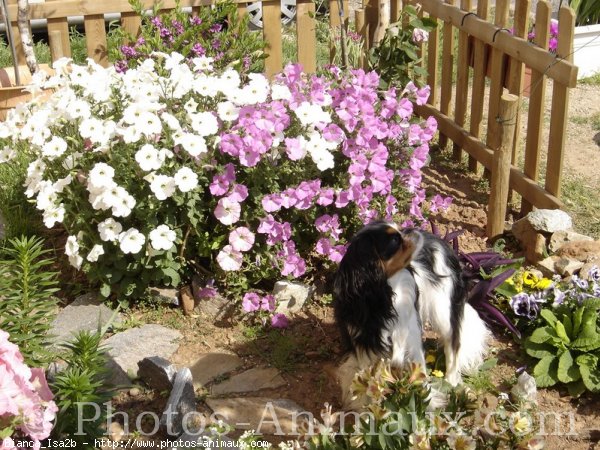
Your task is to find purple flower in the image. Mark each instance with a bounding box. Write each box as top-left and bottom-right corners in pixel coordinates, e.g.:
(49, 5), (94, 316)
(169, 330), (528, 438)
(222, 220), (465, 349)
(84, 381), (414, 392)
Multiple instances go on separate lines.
(191, 43), (206, 56)
(588, 265), (599, 282)
(242, 293), (261, 313)
(150, 16), (163, 28)
(271, 313), (289, 328)
(412, 28), (429, 44)
(120, 45), (137, 58)
(260, 295), (276, 312)
(510, 293), (540, 320)
(429, 194), (453, 213)
(190, 15), (202, 26)
(196, 279), (217, 299)
(210, 23), (223, 33)
(171, 19), (184, 35)
(114, 60), (128, 73)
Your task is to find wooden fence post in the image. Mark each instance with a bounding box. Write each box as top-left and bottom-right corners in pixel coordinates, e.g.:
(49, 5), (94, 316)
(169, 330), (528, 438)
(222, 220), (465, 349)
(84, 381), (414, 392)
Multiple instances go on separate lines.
(487, 93), (518, 238)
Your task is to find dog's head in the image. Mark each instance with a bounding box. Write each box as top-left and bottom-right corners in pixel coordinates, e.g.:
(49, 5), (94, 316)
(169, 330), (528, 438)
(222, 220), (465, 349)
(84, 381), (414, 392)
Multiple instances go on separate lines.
(333, 221), (418, 355)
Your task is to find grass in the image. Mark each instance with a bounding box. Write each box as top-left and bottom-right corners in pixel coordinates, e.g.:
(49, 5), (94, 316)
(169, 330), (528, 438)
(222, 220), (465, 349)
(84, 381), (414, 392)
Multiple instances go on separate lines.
(579, 72), (600, 85)
(561, 175), (600, 239)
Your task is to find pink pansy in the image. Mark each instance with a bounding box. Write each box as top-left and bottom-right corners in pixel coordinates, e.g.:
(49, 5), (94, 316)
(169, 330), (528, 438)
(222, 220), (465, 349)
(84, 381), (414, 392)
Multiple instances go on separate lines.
(260, 295), (276, 312)
(271, 313), (289, 328)
(214, 197), (241, 225)
(229, 226), (255, 252)
(242, 292), (261, 312)
(216, 245), (243, 271)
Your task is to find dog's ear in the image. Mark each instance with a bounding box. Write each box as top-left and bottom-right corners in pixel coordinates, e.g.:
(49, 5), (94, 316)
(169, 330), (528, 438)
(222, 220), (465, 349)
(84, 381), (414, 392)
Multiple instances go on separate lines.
(333, 234), (396, 356)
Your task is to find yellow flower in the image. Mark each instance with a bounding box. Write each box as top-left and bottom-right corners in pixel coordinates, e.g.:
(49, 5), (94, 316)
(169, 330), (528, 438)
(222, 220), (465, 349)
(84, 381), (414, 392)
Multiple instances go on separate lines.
(534, 278), (552, 290)
(447, 432), (476, 450)
(512, 412), (532, 434)
(522, 271), (539, 287)
(431, 370), (444, 378)
(426, 353), (436, 364)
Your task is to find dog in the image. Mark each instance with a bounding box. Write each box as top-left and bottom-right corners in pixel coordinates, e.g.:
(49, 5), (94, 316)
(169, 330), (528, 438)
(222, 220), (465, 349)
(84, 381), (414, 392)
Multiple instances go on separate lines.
(333, 221), (489, 406)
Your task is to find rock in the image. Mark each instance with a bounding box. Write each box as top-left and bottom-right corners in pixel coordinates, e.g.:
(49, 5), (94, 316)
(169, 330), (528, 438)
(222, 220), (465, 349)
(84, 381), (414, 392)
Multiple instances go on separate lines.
(129, 387), (141, 397)
(194, 294), (234, 322)
(526, 209), (572, 233)
(511, 219), (547, 263)
(49, 295), (122, 345)
(536, 256), (560, 278)
(211, 367), (286, 395)
(149, 287), (180, 306)
(189, 353), (243, 389)
(555, 240), (600, 262)
(46, 359), (68, 383)
(71, 292), (103, 306)
(138, 356), (177, 392)
(555, 258), (585, 277)
(161, 368), (197, 437)
(105, 325), (182, 386)
(274, 281), (314, 314)
(206, 397), (306, 435)
(511, 371), (537, 404)
(109, 421), (125, 441)
(548, 231), (594, 253)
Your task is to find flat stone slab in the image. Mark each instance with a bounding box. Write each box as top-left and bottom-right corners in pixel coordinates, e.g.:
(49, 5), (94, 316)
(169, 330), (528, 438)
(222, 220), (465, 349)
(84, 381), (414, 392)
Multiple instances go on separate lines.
(49, 294), (121, 345)
(206, 397), (306, 435)
(211, 367), (286, 395)
(105, 324), (182, 384)
(189, 353), (243, 389)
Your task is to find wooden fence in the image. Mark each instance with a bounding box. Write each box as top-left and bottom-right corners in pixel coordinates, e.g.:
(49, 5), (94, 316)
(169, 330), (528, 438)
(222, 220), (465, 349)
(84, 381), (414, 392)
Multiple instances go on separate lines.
(357, 0), (578, 236)
(2, 0), (349, 78)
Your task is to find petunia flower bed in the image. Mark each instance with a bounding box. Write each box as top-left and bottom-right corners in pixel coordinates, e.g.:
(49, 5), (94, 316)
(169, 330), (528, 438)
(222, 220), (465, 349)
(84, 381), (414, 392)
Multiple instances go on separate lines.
(0, 55), (443, 300)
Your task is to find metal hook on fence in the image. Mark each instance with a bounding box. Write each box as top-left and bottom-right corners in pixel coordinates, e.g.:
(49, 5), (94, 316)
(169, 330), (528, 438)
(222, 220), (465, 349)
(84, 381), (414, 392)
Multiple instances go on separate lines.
(492, 27), (512, 43)
(460, 12), (476, 27)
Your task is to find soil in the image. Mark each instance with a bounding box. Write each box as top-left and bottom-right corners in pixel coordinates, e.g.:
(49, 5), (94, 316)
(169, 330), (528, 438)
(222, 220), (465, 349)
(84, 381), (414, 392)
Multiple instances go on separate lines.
(104, 82), (600, 447)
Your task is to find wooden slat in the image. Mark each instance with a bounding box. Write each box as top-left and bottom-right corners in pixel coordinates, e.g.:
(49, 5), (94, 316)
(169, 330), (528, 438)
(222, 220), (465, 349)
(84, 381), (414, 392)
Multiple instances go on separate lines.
(438, 0), (456, 150)
(84, 14), (108, 66)
(263, 0), (283, 78)
(9, 21), (26, 66)
(484, 0), (509, 154)
(467, 0), (488, 172)
(121, 11), (142, 42)
(415, 103), (563, 209)
(236, 3), (247, 23)
(488, 93), (518, 238)
(418, 0), (578, 87)
(545, 5), (575, 199)
(296, 0), (316, 73)
(451, 0), (472, 161)
(426, 17), (439, 106)
(355, 8), (368, 69)
(365, 0), (378, 47)
(521, 0), (550, 215)
(47, 17), (71, 60)
(390, 0), (401, 22)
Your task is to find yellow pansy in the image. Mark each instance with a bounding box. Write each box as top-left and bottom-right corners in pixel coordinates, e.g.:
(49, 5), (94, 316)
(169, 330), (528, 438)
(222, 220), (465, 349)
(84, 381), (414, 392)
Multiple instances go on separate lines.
(512, 412), (531, 434)
(431, 369), (444, 378)
(522, 271), (539, 287)
(426, 353), (436, 364)
(534, 278), (553, 290)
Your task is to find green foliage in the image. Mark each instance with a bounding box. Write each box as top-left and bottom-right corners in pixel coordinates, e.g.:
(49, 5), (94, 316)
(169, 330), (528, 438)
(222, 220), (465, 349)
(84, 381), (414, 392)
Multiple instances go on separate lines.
(523, 301), (600, 395)
(0, 236), (59, 366)
(569, 0), (600, 25)
(51, 331), (114, 449)
(368, 6), (437, 88)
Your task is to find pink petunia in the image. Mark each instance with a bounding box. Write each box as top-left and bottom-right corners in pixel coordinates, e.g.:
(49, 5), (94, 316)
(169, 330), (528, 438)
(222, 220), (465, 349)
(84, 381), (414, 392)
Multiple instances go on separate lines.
(260, 295), (276, 312)
(214, 197), (241, 225)
(242, 292), (261, 313)
(229, 227), (255, 252)
(216, 245), (243, 271)
(271, 313), (289, 328)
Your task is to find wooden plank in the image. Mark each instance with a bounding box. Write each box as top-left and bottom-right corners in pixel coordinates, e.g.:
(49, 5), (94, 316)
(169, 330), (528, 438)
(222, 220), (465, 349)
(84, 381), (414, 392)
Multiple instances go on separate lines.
(521, 0), (550, 215)
(365, 0), (379, 47)
(296, 0), (316, 73)
(451, 0), (472, 161)
(416, 0), (578, 87)
(355, 9), (368, 69)
(9, 21), (26, 66)
(47, 17), (71, 60)
(485, 0), (509, 154)
(488, 93), (518, 238)
(121, 11), (142, 42)
(415, 103), (563, 209)
(84, 14), (108, 66)
(467, 0), (488, 172)
(438, 0), (456, 150)
(426, 16), (439, 106)
(545, 5), (575, 199)
(263, 0), (283, 78)
(390, 0), (401, 22)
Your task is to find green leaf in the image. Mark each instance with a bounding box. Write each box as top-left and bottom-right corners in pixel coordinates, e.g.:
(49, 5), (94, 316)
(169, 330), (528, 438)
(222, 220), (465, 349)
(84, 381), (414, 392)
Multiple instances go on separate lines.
(479, 357), (498, 371)
(100, 283), (112, 298)
(557, 351), (581, 383)
(162, 267), (181, 287)
(572, 306), (585, 338)
(563, 313), (573, 339)
(571, 336), (600, 352)
(533, 355), (558, 388)
(579, 365), (600, 392)
(555, 321), (571, 344)
(524, 340), (556, 359)
(528, 327), (553, 344)
(567, 380), (586, 397)
(579, 308), (599, 339)
(540, 309), (558, 327)
(583, 298), (600, 309)
(576, 353), (599, 369)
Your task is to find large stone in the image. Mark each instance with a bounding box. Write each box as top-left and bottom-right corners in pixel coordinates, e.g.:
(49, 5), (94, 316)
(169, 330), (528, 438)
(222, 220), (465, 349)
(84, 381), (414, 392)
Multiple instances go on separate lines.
(206, 397), (306, 435)
(536, 256), (560, 278)
(49, 293), (121, 345)
(555, 258), (585, 277)
(511, 219), (546, 263)
(137, 356), (177, 392)
(194, 295), (235, 323)
(105, 325), (182, 386)
(511, 371), (537, 404)
(211, 368), (286, 395)
(526, 209), (572, 233)
(160, 368), (197, 436)
(548, 230), (594, 253)
(555, 240), (600, 262)
(274, 281), (314, 314)
(149, 287), (180, 306)
(189, 353), (243, 389)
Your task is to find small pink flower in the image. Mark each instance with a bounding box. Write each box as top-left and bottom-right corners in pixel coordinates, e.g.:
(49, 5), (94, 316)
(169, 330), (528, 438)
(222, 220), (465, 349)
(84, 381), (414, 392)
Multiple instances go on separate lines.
(214, 198), (241, 225)
(271, 313), (289, 328)
(262, 194), (282, 212)
(284, 137), (306, 160)
(260, 295), (276, 312)
(229, 227), (255, 252)
(412, 28), (429, 43)
(242, 292), (261, 312)
(229, 184), (248, 202)
(216, 245), (243, 271)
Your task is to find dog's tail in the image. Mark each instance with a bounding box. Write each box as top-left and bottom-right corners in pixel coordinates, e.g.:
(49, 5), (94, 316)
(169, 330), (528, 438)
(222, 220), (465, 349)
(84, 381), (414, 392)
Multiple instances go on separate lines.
(455, 303), (491, 375)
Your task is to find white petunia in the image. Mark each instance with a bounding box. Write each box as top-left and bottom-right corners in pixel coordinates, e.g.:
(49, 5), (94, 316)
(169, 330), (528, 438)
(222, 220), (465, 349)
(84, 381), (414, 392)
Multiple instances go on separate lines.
(271, 83), (292, 101)
(229, 227), (255, 252)
(41, 136), (68, 159)
(189, 111), (218, 137)
(149, 225), (176, 251)
(88, 162), (115, 189)
(36, 182), (58, 211)
(98, 218), (123, 242)
(214, 197), (241, 225)
(110, 188), (136, 218)
(86, 244), (105, 262)
(216, 245), (243, 271)
(0, 146), (16, 163)
(68, 254), (83, 269)
(150, 175), (177, 201)
(294, 102), (331, 126)
(43, 203), (65, 228)
(174, 167), (199, 193)
(118, 228), (145, 254)
(217, 101), (240, 122)
(135, 144), (163, 172)
(161, 112), (182, 131)
(177, 132), (207, 157)
(192, 56), (215, 72)
(65, 235), (80, 257)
